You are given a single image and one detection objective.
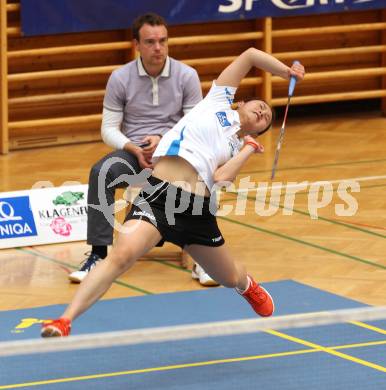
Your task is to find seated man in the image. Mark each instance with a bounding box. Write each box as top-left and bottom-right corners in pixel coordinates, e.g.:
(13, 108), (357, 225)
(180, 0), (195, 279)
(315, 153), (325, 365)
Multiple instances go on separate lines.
(69, 12), (218, 286)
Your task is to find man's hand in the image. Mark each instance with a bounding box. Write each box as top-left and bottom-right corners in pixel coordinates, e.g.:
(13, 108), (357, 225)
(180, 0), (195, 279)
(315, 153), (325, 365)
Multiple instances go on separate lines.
(140, 135), (162, 156)
(123, 142), (153, 169)
(123, 135), (162, 169)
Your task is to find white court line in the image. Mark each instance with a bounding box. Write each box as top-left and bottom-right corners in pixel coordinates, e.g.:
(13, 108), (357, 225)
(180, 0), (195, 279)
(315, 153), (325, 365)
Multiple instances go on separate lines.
(234, 174), (386, 193)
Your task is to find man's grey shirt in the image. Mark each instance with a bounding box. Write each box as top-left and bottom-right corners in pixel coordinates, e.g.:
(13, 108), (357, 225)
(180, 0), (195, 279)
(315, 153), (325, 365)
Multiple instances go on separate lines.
(103, 56), (202, 147)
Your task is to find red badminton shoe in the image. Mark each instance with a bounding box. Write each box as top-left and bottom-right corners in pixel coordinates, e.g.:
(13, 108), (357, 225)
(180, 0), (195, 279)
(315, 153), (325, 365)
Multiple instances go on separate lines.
(239, 277), (274, 317)
(41, 318), (71, 337)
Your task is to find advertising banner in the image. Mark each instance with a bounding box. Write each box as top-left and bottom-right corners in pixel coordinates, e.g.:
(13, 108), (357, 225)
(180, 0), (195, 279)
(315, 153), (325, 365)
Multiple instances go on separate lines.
(0, 185), (88, 249)
(21, 0), (386, 37)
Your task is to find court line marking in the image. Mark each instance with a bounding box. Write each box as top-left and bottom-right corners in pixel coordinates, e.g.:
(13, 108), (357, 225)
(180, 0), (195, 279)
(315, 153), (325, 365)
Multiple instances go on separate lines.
(25, 247), (73, 274)
(292, 181), (386, 231)
(241, 157), (386, 175)
(329, 218), (386, 232)
(1, 339), (385, 389)
(350, 321), (386, 335)
(219, 217), (386, 270)
(148, 259), (191, 274)
(235, 175), (386, 193)
(225, 190), (386, 239)
(265, 329), (386, 373)
(10, 179), (386, 284)
(14, 247), (191, 296)
(293, 182), (386, 196)
(333, 339), (386, 350)
(15, 248), (153, 295)
(0, 349), (318, 389)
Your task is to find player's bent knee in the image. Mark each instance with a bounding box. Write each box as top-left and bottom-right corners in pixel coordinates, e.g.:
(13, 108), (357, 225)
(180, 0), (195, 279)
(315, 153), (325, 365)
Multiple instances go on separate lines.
(110, 248), (135, 273)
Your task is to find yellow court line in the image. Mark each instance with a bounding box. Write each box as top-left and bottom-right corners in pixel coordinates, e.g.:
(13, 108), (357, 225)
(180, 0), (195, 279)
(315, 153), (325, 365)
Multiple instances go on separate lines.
(0, 348), (316, 389)
(1, 338), (386, 389)
(350, 321), (386, 335)
(265, 329), (386, 373)
(333, 339), (386, 350)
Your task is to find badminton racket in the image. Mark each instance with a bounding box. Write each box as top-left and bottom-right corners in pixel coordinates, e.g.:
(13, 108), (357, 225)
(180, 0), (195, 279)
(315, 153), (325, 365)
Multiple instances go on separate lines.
(270, 61), (299, 180)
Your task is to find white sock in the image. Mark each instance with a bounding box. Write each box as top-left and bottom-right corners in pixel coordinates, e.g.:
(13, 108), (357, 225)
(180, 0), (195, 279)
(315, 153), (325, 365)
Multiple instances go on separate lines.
(236, 275), (251, 294)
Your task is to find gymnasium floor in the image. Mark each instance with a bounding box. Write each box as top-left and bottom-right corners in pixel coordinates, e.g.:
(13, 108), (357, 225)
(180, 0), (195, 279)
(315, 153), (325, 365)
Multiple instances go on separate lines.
(1, 280), (385, 389)
(1, 107), (385, 389)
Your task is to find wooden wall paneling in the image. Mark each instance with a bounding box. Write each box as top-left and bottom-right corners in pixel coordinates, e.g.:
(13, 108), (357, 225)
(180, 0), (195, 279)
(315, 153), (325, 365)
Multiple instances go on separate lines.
(2, 5), (386, 151)
(9, 113), (102, 150)
(262, 17), (272, 105)
(123, 28), (135, 63)
(5, 0), (19, 38)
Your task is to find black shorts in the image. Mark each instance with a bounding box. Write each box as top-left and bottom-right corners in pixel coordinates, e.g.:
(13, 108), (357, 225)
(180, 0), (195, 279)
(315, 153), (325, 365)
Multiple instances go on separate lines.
(125, 176), (225, 248)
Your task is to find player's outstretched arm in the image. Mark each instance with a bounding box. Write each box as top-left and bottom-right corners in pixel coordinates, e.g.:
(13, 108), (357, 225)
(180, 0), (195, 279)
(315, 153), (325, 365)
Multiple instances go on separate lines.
(216, 48), (304, 88)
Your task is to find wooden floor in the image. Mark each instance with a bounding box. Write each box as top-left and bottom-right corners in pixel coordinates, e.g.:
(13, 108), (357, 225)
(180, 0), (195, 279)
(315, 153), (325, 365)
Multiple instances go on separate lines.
(1, 108), (385, 312)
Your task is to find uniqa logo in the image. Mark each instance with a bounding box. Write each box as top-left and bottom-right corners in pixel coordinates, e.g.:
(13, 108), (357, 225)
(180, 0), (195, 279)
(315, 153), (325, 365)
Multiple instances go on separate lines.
(0, 196), (38, 239)
(0, 201), (22, 222)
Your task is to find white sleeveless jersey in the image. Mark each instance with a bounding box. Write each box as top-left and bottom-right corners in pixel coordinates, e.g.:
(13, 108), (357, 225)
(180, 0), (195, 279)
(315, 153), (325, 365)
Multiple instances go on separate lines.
(152, 82), (242, 191)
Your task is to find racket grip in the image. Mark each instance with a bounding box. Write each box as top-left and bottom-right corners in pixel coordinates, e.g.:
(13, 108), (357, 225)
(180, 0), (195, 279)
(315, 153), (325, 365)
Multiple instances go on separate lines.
(288, 60), (300, 97)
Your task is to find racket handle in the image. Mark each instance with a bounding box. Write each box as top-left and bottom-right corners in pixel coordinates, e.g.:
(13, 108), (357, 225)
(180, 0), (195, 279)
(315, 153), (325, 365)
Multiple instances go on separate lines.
(288, 60), (300, 97)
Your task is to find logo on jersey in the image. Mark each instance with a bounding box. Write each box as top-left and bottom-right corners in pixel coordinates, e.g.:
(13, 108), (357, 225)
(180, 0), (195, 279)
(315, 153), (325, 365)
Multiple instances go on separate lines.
(216, 112), (231, 127)
(228, 136), (242, 157)
(225, 88), (233, 105)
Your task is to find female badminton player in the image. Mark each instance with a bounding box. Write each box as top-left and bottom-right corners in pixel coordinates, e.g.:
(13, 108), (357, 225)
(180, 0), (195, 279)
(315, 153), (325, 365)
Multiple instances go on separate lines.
(42, 48), (305, 337)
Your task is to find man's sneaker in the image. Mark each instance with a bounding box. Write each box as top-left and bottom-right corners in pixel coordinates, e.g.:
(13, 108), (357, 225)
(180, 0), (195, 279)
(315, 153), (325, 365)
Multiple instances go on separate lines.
(68, 253), (102, 283)
(192, 263), (220, 286)
(238, 277), (274, 317)
(41, 318), (71, 337)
